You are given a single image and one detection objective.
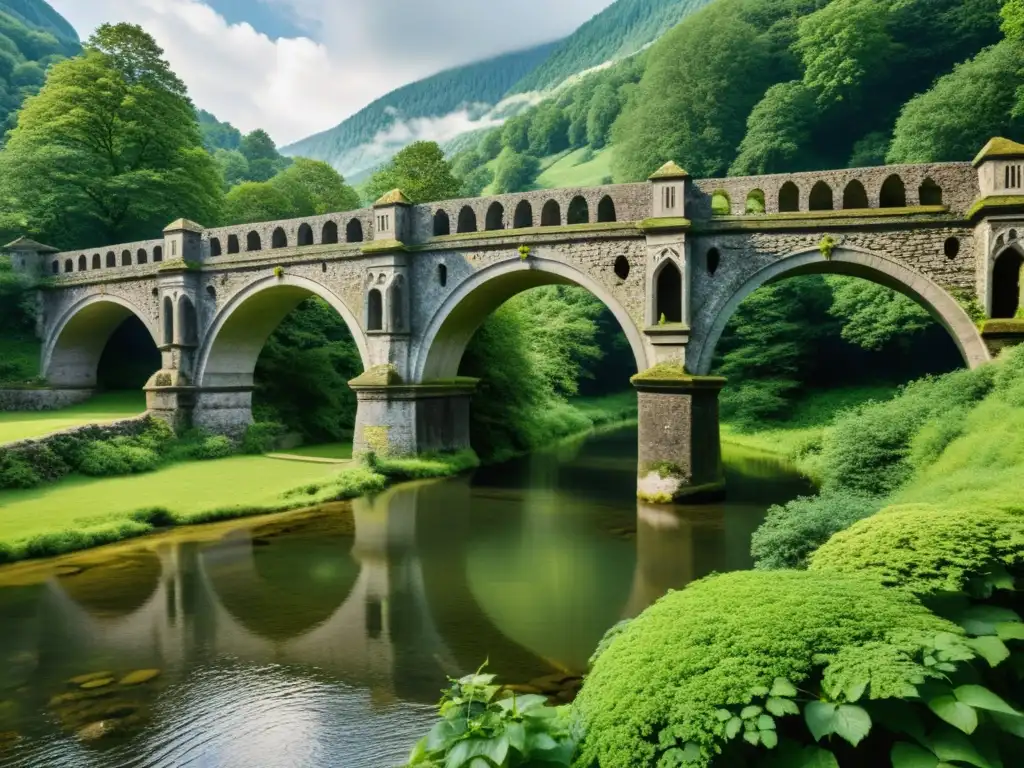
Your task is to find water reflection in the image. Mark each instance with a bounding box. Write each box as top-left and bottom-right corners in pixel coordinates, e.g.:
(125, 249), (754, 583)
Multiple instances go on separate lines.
(0, 428), (810, 767)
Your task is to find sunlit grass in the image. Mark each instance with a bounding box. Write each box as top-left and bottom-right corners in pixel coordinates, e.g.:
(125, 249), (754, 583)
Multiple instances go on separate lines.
(535, 146), (615, 189)
(0, 391), (146, 444)
(273, 442), (354, 460)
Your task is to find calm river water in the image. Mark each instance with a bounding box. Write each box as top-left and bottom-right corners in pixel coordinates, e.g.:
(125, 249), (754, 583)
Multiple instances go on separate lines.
(0, 427), (810, 768)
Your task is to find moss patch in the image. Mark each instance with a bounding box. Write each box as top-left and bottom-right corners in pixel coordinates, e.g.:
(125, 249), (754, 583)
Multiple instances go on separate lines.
(638, 217), (691, 232)
(348, 364), (403, 387)
(966, 195), (1024, 220)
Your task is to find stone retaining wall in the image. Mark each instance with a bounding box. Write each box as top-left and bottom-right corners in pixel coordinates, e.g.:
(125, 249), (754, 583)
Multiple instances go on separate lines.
(0, 416), (150, 451)
(0, 388), (95, 412)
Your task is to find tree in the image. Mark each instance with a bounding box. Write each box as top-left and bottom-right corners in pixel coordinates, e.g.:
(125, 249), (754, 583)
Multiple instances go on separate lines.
(198, 109), (242, 152)
(0, 23), (222, 248)
(478, 130), (503, 161)
(586, 83), (620, 150)
(527, 102), (569, 157)
(365, 141), (461, 203)
(847, 131), (891, 167)
(1004, 0), (1024, 39)
(214, 148), (250, 189)
(730, 81), (820, 175)
(222, 182), (294, 225)
(888, 40), (1024, 163)
(461, 165), (494, 197)
(240, 128), (290, 182)
(501, 114), (531, 153)
(491, 148), (539, 194)
(269, 157), (360, 216)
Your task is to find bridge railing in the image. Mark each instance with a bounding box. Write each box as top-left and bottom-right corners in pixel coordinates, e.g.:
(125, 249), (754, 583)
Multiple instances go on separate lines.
(201, 207), (377, 259)
(50, 237), (166, 277)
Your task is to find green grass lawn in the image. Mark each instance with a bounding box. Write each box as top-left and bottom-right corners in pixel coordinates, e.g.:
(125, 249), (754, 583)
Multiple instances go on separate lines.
(0, 455), (340, 549)
(0, 391), (147, 445)
(270, 442), (354, 461)
(536, 147), (615, 189)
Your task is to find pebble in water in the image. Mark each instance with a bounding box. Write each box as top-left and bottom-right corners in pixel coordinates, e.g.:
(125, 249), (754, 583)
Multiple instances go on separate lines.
(118, 669), (161, 686)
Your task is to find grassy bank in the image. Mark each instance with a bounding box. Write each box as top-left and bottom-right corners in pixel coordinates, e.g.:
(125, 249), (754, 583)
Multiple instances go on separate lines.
(0, 391), (146, 445)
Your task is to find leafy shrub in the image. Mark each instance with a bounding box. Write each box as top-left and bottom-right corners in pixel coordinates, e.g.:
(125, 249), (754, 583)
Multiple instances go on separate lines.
(572, 570), (968, 768)
(372, 450), (480, 481)
(131, 508), (176, 527)
(78, 440), (160, 476)
(810, 504), (1024, 598)
(0, 452), (42, 489)
(241, 421), (285, 454)
(404, 668), (575, 767)
(193, 435), (234, 460)
(751, 492), (883, 570)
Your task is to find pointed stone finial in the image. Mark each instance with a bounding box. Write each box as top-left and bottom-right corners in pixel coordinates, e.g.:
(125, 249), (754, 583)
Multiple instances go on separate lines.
(649, 161), (690, 180)
(374, 189), (412, 206)
(973, 138), (1024, 167)
(163, 218), (204, 233)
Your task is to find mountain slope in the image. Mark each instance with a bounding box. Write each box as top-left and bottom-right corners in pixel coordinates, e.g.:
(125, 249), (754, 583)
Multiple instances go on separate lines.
(509, 0), (715, 94)
(0, 0), (77, 46)
(281, 41), (559, 176)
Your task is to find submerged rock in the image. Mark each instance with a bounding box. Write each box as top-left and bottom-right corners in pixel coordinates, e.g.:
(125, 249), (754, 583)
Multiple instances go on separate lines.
(118, 669), (161, 686)
(79, 678), (115, 690)
(67, 672), (114, 686)
(0, 730), (21, 749)
(76, 720), (114, 742)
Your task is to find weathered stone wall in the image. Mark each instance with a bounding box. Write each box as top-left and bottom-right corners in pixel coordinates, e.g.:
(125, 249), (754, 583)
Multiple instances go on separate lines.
(0, 388), (94, 412)
(51, 238), (165, 277)
(202, 207), (376, 260)
(0, 416), (149, 450)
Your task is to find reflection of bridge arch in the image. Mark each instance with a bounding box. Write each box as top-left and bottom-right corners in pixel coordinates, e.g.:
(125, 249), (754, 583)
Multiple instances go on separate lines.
(691, 246), (989, 375)
(412, 257), (650, 383)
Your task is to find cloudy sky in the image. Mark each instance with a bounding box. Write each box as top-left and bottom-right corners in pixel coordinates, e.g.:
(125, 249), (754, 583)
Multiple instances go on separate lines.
(48, 0), (615, 147)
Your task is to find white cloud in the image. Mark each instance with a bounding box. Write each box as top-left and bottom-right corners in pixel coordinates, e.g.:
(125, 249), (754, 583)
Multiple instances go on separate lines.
(48, 0), (616, 147)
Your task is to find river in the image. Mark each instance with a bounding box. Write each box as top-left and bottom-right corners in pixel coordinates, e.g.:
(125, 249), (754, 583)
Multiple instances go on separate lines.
(0, 427), (811, 768)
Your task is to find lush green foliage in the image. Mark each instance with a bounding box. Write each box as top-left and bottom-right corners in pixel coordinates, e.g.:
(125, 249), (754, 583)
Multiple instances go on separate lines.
(0, 253), (36, 385)
(0, 23), (222, 248)
(492, 147), (540, 194)
(365, 140), (461, 204)
(197, 108), (241, 152)
(405, 668), (575, 767)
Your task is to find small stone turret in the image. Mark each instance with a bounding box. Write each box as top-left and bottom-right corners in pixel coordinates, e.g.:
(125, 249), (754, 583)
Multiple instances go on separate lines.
(2, 237), (58, 279)
(373, 189), (412, 243)
(649, 161), (690, 219)
(162, 219), (204, 263)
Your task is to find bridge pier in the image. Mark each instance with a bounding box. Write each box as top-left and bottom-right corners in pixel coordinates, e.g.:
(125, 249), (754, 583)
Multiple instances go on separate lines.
(350, 367), (476, 457)
(632, 366), (726, 504)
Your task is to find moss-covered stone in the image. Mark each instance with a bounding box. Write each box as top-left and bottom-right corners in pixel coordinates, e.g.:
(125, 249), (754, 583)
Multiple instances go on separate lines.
(982, 319), (1024, 335)
(360, 238), (408, 253)
(80, 677), (115, 690)
(631, 363), (726, 388)
(373, 189), (412, 206)
(118, 669), (161, 686)
(967, 195), (1024, 220)
(67, 671), (114, 686)
(648, 161), (690, 180)
(638, 217), (691, 232)
(348, 364), (403, 387)
(972, 136), (1024, 166)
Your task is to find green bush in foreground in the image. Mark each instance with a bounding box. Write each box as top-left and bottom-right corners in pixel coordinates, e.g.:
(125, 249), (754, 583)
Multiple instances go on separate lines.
(573, 570), (979, 768)
(78, 439), (161, 476)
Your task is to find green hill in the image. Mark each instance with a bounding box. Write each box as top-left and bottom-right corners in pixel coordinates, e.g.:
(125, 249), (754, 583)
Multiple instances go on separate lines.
(280, 41), (559, 177)
(0, 0), (77, 44)
(508, 0), (715, 94)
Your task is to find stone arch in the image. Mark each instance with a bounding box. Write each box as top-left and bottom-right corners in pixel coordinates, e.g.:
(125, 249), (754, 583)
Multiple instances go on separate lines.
(195, 274), (369, 390)
(153, 246), (163, 262)
(809, 181), (833, 211)
(779, 182), (799, 213)
(568, 196), (590, 224)
(322, 220), (339, 244)
(745, 189), (766, 214)
(367, 289), (383, 331)
(412, 257), (650, 383)
(106, 251), (116, 268)
(228, 235), (240, 254)
(78, 254), (86, 271)
(992, 247), (1024, 319)
(162, 296), (174, 345)
(64, 259), (73, 273)
(598, 195), (617, 223)
(389, 275), (405, 332)
(297, 223), (314, 247)
(707, 248), (721, 276)
(272, 227), (288, 249)
(51, 260), (58, 274)
(209, 238), (222, 257)
(43, 294), (160, 388)
(690, 245), (990, 375)
(121, 250), (132, 267)
(513, 200), (533, 229)
(92, 253), (101, 270)
(485, 201), (505, 231)
(653, 256), (682, 323)
(433, 210), (451, 237)
(176, 295), (198, 345)
(711, 190), (731, 215)
(137, 249), (148, 265)
(347, 218), (364, 243)
(438, 263), (448, 287)
(541, 200), (561, 226)
(457, 206), (477, 233)
(247, 231), (261, 251)
(919, 177), (943, 206)
(843, 180), (869, 209)
(880, 174), (906, 208)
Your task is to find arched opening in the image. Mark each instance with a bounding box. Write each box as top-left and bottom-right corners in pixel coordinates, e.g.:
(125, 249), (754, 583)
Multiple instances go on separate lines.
(745, 189), (766, 214)
(567, 196), (590, 224)
(438, 263), (448, 287)
(51, 260), (58, 274)
(433, 210), (451, 237)
(919, 178), (942, 206)
(91, 254), (100, 270)
(614, 256), (630, 281)
(541, 200), (561, 226)
(457, 206), (477, 234)
(106, 251), (116, 268)
(322, 221), (339, 244)
(137, 249), (148, 265)
(655, 259), (682, 324)
(598, 196), (617, 223)
(880, 175), (906, 208)
(390, 279), (405, 332)
(121, 250), (132, 267)
(228, 235), (240, 254)
(64, 259), (72, 273)
(992, 248), (1024, 319)
(207, 285), (217, 300)
(843, 180), (869, 209)
(210, 238), (222, 257)
(707, 248), (721, 276)
(485, 202), (505, 231)
(809, 181), (833, 211)
(176, 295), (198, 345)
(195, 276), (369, 442)
(44, 297), (160, 390)
(298, 224), (314, 247)
(272, 228), (287, 249)
(944, 238), (960, 260)
(77, 255), (86, 271)
(347, 219), (364, 243)
(367, 289), (383, 331)
(779, 182), (800, 213)
(153, 246), (163, 262)
(247, 231), (262, 251)
(711, 190), (731, 215)
(162, 296), (174, 345)
(513, 201), (533, 229)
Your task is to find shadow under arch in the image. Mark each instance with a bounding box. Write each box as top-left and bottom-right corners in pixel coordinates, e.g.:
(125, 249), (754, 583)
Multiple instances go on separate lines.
(689, 246), (990, 375)
(43, 294), (160, 387)
(412, 257), (651, 382)
(195, 273), (370, 388)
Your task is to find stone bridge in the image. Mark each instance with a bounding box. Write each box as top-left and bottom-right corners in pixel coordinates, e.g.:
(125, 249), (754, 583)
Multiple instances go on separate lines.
(6, 137), (1024, 501)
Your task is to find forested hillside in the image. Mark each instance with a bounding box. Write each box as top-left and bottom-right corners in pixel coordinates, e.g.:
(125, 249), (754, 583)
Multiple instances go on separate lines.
(508, 0), (713, 94)
(0, 0), (79, 132)
(280, 42), (558, 177)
